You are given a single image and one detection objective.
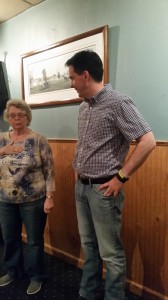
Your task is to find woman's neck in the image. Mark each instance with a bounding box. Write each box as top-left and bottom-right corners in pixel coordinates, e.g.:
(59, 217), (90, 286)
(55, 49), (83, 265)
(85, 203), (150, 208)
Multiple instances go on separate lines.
(9, 128), (30, 140)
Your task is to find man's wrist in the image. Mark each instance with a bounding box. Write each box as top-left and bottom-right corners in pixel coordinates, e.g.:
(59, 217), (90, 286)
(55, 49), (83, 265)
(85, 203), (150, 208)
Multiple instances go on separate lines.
(116, 169), (129, 183)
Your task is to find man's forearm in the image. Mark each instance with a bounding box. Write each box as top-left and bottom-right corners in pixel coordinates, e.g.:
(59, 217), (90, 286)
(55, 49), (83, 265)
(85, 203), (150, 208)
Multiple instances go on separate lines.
(122, 131), (156, 177)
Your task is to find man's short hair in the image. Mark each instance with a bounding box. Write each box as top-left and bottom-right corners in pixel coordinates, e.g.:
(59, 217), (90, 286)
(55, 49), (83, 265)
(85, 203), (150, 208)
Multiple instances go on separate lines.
(65, 50), (103, 82)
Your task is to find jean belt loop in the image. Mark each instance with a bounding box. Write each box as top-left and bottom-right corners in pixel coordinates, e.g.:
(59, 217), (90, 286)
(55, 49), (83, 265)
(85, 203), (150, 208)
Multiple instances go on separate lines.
(89, 178), (92, 187)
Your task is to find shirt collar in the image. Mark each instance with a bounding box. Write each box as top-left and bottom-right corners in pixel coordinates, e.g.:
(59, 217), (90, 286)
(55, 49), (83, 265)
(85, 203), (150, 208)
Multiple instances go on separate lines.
(93, 86), (105, 103)
(84, 84), (111, 104)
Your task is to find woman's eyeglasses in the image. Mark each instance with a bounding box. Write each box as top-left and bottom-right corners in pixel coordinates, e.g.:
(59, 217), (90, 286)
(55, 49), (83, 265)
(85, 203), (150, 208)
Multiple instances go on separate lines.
(8, 113), (27, 119)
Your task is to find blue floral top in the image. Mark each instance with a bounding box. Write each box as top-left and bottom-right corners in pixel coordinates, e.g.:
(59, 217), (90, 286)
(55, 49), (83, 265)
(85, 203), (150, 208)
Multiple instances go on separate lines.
(0, 130), (55, 203)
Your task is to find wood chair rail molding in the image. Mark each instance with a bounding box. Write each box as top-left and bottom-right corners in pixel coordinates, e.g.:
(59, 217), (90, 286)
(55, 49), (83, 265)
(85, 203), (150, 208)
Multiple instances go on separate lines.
(48, 138), (168, 146)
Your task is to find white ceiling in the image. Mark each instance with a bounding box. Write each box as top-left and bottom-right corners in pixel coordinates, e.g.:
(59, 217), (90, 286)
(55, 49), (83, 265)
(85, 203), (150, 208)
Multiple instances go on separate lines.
(0, 0), (46, 24)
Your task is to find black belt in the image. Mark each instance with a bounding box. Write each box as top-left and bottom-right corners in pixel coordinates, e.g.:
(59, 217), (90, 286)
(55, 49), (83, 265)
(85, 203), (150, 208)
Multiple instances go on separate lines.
(78, 175), (115, 185)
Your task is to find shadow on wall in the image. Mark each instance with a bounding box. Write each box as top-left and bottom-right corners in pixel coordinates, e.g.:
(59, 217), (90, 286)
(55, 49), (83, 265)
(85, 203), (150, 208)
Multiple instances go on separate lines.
(58, 125), (77, 138)
(122, 170), (167, 299)
(0, 53), (11, 132)
(0, 114), (9, 132)
(0, 52), (11, 126)
(108, 26), (120, 89)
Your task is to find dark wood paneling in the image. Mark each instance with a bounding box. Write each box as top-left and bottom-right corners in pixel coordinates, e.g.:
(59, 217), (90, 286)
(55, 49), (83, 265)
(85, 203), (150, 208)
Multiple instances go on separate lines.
(122, 144), (168, 299)
(46, 140), (82, 265)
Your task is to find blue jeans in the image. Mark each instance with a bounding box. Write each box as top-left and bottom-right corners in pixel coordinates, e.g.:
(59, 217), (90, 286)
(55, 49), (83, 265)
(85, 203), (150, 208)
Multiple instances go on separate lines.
(75, 181), (126, 300)
(0, 198), (47, 282)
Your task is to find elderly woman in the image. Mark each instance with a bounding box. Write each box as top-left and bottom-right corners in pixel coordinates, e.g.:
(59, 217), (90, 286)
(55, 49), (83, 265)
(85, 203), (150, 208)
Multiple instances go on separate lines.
(0, 99), (55, 295)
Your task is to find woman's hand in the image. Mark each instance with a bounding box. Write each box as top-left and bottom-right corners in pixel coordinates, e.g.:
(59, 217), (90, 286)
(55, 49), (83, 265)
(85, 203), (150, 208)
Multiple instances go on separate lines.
(44, 198), (54, 214)
(0, 141), (24, 155)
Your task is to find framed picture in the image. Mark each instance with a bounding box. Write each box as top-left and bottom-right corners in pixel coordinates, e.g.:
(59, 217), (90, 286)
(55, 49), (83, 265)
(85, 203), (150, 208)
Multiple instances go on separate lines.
(21, 25), (108, 107)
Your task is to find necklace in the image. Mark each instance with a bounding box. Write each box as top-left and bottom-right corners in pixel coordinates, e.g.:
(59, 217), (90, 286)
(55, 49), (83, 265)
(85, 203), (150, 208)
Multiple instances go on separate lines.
(9, 129), (30, 141)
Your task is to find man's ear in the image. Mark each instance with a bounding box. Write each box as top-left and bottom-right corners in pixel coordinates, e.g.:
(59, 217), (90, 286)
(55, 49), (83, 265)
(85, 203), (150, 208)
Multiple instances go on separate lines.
(83, 70), (90, 80)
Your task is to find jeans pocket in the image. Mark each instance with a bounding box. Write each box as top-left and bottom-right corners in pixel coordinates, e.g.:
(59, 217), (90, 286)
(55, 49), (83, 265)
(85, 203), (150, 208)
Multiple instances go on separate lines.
(92, 183), (112, 198)
(92, 184), (124, 211)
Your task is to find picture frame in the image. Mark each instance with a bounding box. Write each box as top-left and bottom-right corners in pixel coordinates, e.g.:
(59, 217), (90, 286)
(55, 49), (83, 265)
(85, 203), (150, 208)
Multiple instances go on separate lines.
(21, 25), (108, 108)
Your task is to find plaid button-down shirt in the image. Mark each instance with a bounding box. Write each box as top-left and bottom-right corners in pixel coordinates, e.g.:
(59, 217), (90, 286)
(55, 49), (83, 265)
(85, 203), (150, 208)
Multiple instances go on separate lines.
(73, 84), (151, 178)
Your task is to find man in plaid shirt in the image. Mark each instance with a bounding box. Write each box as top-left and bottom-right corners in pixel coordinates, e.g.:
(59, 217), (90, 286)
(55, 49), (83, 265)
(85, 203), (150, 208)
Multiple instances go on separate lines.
(65, 50), (156, 300)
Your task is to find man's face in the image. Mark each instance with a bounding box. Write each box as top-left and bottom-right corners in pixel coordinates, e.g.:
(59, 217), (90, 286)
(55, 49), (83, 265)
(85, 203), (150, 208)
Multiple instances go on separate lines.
(68, 65), (87, 98)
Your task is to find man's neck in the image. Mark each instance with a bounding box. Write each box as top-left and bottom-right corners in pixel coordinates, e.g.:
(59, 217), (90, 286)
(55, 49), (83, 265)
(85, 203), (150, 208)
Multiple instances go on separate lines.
(86, 82), (104, 99)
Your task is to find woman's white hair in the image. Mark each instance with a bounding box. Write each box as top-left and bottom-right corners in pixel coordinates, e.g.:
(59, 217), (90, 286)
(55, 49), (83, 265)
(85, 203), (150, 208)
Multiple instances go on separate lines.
(3, 99), (32, 126)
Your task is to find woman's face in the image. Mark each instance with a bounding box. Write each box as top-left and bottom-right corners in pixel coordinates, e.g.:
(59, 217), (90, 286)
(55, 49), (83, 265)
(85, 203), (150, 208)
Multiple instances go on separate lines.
(7, 106), (28, 130)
